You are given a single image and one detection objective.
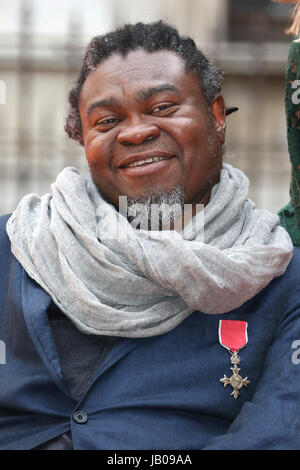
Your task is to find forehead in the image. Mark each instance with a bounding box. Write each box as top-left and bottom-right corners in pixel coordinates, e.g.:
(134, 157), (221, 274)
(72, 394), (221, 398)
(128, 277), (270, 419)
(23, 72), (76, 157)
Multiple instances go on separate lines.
(79, 49), (201, 104)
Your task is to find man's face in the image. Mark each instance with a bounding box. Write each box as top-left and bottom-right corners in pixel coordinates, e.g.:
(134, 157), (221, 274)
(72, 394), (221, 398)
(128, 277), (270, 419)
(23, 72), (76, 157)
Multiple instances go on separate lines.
(79, 49), (226, 209)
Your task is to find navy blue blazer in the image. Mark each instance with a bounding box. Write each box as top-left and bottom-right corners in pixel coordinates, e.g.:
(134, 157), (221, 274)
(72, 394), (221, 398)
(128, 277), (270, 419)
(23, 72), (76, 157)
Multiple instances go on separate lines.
(0, 213), (300, 450)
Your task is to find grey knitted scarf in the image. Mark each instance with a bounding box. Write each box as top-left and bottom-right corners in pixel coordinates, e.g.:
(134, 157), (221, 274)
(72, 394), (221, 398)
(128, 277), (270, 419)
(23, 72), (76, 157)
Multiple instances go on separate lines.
(6, 163), (293, 338)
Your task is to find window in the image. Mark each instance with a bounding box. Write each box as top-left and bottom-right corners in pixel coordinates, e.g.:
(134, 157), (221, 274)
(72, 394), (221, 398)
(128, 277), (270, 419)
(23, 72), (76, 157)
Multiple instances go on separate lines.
(228, 0), (293, 41)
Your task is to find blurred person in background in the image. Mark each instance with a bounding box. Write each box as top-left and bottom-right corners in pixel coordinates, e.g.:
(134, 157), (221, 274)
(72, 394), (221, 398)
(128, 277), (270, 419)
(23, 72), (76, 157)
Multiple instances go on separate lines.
(273, 0), (300, 245)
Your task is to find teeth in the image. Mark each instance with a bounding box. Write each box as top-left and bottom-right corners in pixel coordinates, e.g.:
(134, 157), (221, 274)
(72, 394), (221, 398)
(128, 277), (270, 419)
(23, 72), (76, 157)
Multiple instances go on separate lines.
(127, 156), (169, 168)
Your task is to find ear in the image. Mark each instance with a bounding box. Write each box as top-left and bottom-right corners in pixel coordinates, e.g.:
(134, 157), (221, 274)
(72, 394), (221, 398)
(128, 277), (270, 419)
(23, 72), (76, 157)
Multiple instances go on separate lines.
(210, 94), (226, 145)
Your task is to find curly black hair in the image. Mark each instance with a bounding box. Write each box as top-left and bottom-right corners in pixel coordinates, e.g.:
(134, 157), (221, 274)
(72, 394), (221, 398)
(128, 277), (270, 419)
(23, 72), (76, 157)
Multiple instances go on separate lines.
(65, 20), (224, 145)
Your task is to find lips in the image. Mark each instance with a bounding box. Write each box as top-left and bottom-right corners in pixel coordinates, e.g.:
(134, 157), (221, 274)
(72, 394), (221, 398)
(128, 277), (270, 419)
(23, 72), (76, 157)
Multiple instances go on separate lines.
(118, 151), (176, 168)
(119, 156), (176, 177)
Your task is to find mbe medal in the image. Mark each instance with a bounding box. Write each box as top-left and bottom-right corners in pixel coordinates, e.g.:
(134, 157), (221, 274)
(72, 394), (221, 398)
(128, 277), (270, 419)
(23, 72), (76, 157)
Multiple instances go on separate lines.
(218, 320), (250, 399)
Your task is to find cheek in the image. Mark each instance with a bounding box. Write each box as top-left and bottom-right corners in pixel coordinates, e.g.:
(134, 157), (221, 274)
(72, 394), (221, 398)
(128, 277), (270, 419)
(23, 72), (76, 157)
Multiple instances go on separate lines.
(85, 133), (111, 170)
(181, 122), (220, 174)
(170, 116), (209, 148)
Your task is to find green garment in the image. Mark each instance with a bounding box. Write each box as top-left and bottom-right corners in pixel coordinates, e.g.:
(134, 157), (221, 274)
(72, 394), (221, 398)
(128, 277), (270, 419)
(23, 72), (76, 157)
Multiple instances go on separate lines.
(278, 37), (300, 246)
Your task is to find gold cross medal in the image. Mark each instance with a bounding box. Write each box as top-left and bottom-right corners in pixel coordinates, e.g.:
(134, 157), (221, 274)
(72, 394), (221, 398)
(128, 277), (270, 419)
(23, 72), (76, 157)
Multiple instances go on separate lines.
(218, 320), (250, 399)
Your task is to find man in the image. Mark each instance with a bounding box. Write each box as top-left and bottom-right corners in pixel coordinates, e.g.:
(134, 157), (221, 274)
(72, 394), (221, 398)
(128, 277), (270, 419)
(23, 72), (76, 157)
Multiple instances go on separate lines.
(0, 21), (299, 450)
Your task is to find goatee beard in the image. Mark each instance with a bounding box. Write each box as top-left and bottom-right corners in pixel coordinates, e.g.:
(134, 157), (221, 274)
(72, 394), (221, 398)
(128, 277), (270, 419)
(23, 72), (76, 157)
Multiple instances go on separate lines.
(126, 185), (185, 231)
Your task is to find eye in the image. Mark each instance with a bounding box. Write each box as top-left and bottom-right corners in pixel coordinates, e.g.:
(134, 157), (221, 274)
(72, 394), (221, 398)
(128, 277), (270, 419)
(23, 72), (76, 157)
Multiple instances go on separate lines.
(151, 103), (177, 114)
(95, 117), (121, 131)
(96, 118), (120, 126)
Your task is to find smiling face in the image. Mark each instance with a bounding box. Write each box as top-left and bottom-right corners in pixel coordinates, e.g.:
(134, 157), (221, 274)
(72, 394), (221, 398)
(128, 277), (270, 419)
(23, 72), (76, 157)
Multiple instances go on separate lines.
(79, 49), (226, 209)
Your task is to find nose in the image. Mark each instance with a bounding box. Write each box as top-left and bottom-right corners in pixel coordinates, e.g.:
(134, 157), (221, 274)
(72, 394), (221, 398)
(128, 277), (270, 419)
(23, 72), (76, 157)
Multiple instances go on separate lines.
(117, 119), (160, 146)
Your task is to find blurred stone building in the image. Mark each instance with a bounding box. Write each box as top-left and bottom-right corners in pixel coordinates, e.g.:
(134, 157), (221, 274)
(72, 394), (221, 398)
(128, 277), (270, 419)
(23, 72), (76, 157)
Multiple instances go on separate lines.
(0, 0), (293, 214)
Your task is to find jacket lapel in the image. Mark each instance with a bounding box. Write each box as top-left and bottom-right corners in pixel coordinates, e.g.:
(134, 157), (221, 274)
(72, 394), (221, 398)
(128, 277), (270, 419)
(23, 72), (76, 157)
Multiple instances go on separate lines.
(21, 266), (139, 399)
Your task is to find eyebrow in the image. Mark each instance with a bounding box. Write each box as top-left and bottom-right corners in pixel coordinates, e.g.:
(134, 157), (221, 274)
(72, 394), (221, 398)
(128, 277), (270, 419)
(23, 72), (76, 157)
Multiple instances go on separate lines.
(86, 84), (181, 118)
(86, 97), (119, 118)
(137, 84), (181, 101)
